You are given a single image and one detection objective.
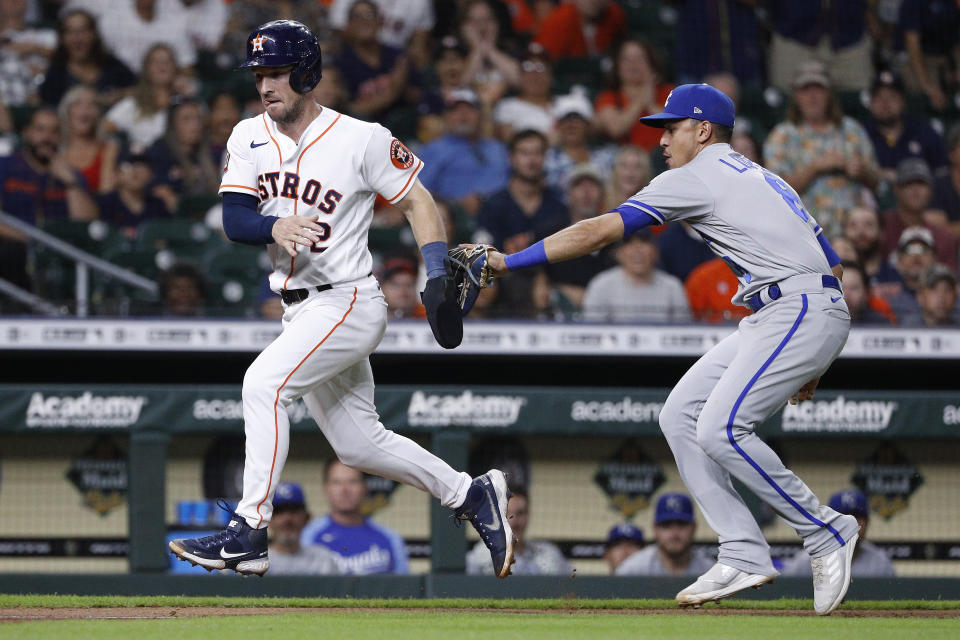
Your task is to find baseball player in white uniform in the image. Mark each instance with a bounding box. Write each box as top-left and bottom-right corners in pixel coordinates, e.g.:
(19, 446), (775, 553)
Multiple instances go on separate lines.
(484, 84), (860, 615)
(169, 20), (514, 579)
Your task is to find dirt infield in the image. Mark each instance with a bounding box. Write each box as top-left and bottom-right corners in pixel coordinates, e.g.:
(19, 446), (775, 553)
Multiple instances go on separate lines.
(2, 606), (958, 622)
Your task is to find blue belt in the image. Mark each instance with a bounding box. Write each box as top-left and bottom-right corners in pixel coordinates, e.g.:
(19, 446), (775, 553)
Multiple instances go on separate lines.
(748, 275), (842, 312)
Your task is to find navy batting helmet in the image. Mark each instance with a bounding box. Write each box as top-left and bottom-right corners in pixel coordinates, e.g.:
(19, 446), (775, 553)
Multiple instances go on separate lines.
(240, 20), (322, 94)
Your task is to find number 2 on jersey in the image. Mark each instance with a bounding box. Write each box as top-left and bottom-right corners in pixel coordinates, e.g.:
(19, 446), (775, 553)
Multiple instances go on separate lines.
(309, 222), (332, 253)
(718, 152), (810, 222)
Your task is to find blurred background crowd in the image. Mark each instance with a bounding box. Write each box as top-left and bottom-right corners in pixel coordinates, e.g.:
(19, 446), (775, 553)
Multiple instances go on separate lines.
(0, 0), (958, 326)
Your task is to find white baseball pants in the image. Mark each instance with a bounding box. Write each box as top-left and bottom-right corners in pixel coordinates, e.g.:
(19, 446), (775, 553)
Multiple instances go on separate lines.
(236, 275), (471, 528)
(659, 291), (860, 576)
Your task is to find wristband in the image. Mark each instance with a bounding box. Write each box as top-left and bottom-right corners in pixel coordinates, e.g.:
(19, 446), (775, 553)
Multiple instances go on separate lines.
(420, 240), (448, 279)
(504, 240), (547, 271)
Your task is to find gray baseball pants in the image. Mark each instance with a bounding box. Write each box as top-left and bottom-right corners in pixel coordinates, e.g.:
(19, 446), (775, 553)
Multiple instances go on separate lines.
(659, 291), (860, 576)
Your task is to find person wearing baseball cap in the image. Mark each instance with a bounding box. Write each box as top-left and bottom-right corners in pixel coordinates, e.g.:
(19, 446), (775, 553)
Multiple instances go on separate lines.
(882, 158), (958, 269)
(604, 523), (645, 573)
(912, 264), (959, 328)
(266, 482), (342, 575)
(546, 91), (617, 190)
(864, 70), (948, 181)
(781, 490), (894, 578)
(615, 493), (715, 576)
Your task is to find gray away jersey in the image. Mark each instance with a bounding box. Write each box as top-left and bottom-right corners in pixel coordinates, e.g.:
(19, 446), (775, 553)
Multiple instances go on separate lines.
(623, 143), (831, 307)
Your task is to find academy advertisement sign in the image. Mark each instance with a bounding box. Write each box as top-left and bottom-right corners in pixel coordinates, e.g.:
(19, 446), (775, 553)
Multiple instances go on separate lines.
(26, 392), (148, 429)
(406, 390), (527, 428)
(781, 396), (898, 433)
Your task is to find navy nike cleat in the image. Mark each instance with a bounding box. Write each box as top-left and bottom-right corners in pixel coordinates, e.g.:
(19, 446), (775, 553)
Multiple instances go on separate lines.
(168, 502), (269, 576)
(455, 469), (515, 578)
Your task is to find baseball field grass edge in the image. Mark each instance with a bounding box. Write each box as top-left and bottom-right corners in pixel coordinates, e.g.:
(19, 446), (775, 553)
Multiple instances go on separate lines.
(1, 595), (959, 610)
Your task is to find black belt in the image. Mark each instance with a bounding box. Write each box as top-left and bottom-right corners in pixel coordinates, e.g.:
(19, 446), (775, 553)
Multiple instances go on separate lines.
(748, 275), (842, 312)
(280, 284), (333, 305)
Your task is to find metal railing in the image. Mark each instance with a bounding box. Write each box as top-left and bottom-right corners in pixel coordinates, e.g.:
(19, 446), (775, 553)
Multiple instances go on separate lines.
(0, 210), (158, 317)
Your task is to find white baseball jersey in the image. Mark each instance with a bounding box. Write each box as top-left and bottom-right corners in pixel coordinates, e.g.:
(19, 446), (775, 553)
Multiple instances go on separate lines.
(623, 143), (831, 306)
(219, 108), (424, 291)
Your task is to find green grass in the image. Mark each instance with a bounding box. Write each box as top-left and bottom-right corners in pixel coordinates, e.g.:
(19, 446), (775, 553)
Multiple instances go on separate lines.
(2, 594), (960, 610)
(1, 612), (959, 640)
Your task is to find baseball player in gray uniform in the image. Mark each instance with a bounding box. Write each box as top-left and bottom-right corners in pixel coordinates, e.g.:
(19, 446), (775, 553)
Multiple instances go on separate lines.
(484, 84), (859, 615)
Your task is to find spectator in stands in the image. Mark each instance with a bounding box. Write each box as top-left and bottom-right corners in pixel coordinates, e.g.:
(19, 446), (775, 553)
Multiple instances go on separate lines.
(417, 36), (469, 143)
(380, 257), (424, 319)
(603, 523), (645, 574)
(671, 0), (763, 88)
(844, 206), (899, 284)
(616, 493), (715, 576)
(94, 0), (197, 74)
(882, 158), (957, 269)
(829, 235), (859, 263)
(595, 39), (674, 153)
(39, 9), (135, 107)
(0, 107), (98, 289)
(582, 230), (691, 324)
(658, 222), (714, 282)
(58, 85), (119, 194)
(328, 0), (434, 68)
(685, 257), (751, 324)
(267, 482), (341, 575)
(932, 124), (960, 234)
(841, 261), (896, 325)
(103, 43), (180, 149)
(766, 0), (873, 93)
(467, 488), (571, 575)
(604, 146), (652, 214)
(502, 0), (554, 38)
(159, 262), (207, 316)
(897, 0), (960, 112)
(546, 164), (609, 309)
(545, 90), (616, 191)
(907, 264), (959, 327)
(703, 72), (762, 156)
(763, 61), (879, 237)
(97, 149), (168, 238)
(147, 97), (220, 215)
(313, 64), (347, 113)
(336, 0), (418, 124)
(534, 0), (626, 61)
(877, 226), (938, 323)
(208, 91), (241, 162)
(418, 88), (509, 214)
(493, 43), (554, 141)
(459, 0), (520, 107)
(782, 490), (895, 577)
(0, 0), (56, 106)
(863, 71), (948, 183)
(475, 129), (567, 253)
(301, 460), (409, 575)
(179, 0), (229, 55)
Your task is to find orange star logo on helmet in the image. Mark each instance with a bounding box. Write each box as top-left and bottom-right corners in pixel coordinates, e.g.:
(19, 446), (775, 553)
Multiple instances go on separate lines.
(251, 34), (266, 53)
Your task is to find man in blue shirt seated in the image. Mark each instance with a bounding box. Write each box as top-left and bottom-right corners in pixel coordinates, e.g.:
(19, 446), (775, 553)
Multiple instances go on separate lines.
(300, 459), (408, 575)
(417, 88), (509, 215)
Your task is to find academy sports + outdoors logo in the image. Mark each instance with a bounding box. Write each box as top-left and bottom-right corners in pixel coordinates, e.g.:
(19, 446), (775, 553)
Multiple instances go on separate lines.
(781, 396), (898, 433)
(570, 397), (663, 423)
(407, 390), (526, 427)
(26, 392), (148, 428)
(193, 398), (311, 423)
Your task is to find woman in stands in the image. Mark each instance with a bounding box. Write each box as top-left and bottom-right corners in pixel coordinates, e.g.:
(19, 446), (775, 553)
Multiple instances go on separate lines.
(603, 145), (651, 213)
(103, 43), (183, 150)
(58, 85), (118, 194)
(39, 9), (135, 107)
(594, 38), (673, 152)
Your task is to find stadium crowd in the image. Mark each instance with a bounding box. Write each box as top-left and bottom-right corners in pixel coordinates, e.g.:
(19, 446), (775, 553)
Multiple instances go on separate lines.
(0, 0), (958, 326)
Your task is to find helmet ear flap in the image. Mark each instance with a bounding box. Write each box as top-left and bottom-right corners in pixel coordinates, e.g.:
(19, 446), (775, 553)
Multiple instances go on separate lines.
(289, 47), (322, 94)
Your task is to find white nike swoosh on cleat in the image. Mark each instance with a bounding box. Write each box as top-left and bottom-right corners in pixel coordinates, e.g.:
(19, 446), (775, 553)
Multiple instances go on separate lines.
(484, 491), (501, 531)
(219, 547), (248, 559)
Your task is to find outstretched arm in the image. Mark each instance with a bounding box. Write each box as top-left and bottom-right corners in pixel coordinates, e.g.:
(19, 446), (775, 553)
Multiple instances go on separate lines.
(486, 211), (629, 276)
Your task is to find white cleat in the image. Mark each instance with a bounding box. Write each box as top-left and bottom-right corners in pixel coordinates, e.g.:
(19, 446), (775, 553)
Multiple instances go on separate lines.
(813, 532), (859, 616)
(676, 562), (778, 607)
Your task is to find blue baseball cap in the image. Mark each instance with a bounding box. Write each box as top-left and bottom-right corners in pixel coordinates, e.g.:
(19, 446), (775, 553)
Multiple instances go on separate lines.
(273, 482), (306, 509)
(606, 523), (645, 547)
(639, 84), (735, 129)
(828, 489), (869, 518)
(655, 492), (695, 524)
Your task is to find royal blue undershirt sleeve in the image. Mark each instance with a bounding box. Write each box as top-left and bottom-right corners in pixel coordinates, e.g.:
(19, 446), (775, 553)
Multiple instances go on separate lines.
(817, 232), (841, 267)
(613, 206), (660, 236)
(221, 192), (277, 245)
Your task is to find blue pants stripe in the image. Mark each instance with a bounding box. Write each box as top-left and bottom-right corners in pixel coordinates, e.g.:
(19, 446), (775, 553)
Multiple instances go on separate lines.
(725, 294), (846, 547)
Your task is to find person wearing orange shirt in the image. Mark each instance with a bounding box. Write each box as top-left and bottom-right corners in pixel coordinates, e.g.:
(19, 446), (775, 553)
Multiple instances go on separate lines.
(684, 258), (752, 324)
(595, 39), (674, 152)
(534, 0), (626, 60)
